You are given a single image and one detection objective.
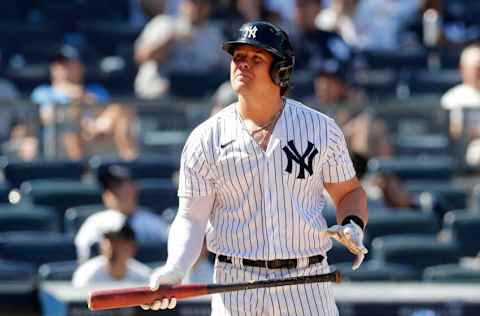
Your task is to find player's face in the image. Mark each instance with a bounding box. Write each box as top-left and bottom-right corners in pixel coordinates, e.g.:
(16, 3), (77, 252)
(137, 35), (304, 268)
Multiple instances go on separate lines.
(230, 45), (275, 95)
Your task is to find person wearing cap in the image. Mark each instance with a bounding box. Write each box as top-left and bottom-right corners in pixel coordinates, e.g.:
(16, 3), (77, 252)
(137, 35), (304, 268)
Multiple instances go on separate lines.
(133, 0), (228, 99)
(72, 223), (152, 287)
(30, 44), (138, 160)
(75, 165), (170, 263)
(141, 21), (368, 315)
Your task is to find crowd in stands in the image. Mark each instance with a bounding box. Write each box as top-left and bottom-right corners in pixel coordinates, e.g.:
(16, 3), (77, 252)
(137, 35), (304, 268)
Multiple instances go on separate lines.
(0, 0), (480, 314)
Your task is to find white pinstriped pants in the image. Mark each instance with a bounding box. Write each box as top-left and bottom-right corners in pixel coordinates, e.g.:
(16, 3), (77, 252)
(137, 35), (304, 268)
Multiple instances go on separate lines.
(211, 258), (339, 316)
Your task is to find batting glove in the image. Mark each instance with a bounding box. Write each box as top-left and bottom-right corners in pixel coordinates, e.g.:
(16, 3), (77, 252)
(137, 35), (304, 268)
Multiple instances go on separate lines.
(324, 220), (368, 270)
(140, 265), (185, 311)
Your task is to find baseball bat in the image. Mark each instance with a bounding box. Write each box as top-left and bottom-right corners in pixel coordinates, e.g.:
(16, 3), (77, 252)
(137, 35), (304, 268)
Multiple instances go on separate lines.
(88, 270), (341, 311)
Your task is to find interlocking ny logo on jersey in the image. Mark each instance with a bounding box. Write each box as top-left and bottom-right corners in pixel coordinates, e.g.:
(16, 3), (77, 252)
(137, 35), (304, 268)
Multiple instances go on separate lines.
(282, 140), (319, 179)
(244, 26), (258, 39)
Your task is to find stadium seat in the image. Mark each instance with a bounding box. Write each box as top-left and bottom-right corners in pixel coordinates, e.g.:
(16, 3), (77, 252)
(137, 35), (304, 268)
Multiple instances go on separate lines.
(169, 70), (229, 98)
(407, 70), (461, 95)
(365, 211), (438, 246)
(406, 181), (469, 212)
(20, 180), (102, 231)
(475, 184), (480, 211)
(0, 204), (59, 232)
(89, 156), (179, 181)
(367, 156), (455, 181)
(0, 182), (11, 203)
(0, 259), (37, 314)
(442, 210), (480, 257)
(137, 179), (178, 215)
(0, 159), (86, 188)
(371, 235), (460, 277)
(423, 264), (480, 283)
(359, 49), (428, 71)
(333, 260), (417, 282)
(135, 240), (168, 264)
(38, 260), (78, 281)
(63, 204), (105, 236)
(0, 232), (77, 267)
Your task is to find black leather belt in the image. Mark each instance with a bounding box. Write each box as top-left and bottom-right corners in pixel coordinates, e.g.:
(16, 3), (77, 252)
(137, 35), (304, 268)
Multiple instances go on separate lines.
(217, 254), (324, 269)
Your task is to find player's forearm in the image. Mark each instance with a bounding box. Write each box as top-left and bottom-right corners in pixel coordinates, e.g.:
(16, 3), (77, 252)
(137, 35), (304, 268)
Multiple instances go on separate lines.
(165, 195), (214, 275)
(335, 186), (368, 228)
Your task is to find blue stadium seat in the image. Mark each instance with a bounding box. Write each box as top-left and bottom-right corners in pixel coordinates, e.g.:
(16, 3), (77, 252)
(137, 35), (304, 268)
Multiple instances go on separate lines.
(64, 204), (105, 236)
(367, 157), (455, 181)
(371, 235), (460, 278)
(135, 240), (168, 264)
(365, 211), (438, 246)
(137, 179), (178, 215)
(0, 232), (76, 268)
(0, 259), (37, 314)
(20, 180), (102, 231)
(442, 210), (480, 257)
(407, 70), (461, 95)
(0, 182), (11, 203)
(38, 260), (78, 281)
(333, 260), (417, 282)
(423, 264), (480, 283)
(0, 204), (59, 232)
(0, 159), (86, 188)
(359, 49), (428, 71)
(89, 156), (179, 181)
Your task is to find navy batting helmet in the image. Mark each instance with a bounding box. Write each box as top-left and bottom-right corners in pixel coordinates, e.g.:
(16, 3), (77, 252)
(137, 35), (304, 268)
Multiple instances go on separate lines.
(223, 21), (295, 88)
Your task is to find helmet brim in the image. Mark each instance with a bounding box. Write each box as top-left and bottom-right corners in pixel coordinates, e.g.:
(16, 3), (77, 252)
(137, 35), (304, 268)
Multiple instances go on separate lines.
(222, 40), (283, 59)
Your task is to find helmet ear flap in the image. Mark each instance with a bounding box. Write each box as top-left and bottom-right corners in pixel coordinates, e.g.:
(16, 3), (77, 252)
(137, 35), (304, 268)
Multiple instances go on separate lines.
(270, 57), (294, 88)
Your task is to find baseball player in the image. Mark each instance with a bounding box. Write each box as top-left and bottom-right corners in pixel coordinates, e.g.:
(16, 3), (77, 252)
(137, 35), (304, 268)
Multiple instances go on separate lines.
(142, 21), (368, 315)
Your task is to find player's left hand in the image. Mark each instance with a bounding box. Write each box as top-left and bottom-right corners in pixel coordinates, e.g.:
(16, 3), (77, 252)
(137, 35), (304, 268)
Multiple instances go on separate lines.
(323, 220), (368, 270)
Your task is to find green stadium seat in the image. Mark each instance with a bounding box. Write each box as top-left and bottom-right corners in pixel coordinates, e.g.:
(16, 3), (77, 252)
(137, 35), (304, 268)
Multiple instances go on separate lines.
(371, 235), (460, 277)
(423, 264), (480, 283)
(0, 204), (58, 232)
(367, 157), (455, 181)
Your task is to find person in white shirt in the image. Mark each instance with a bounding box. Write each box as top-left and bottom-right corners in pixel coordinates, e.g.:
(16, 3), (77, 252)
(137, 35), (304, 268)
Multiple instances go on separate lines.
(75, 165), (170, 262)
(441, 44), (480, 166)
(72, 223), (151, 287)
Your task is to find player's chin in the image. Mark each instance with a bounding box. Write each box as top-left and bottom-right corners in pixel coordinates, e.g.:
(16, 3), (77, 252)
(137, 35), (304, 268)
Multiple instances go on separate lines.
(232, 78), (251, 92)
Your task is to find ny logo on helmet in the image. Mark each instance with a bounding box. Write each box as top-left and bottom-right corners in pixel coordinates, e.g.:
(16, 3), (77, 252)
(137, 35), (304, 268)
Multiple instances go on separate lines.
(244, 26), (258, 39)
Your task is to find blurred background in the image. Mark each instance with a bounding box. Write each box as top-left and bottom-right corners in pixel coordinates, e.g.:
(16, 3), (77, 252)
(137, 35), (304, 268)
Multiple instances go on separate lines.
(0, 0), (480, 315)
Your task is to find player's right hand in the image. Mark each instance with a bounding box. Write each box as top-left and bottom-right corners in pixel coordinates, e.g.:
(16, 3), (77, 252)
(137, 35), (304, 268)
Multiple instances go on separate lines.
(140, 265), (185, 311)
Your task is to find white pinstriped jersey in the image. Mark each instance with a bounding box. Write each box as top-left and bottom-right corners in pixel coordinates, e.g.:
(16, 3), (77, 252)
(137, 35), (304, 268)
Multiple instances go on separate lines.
(178, 98), (356, 260)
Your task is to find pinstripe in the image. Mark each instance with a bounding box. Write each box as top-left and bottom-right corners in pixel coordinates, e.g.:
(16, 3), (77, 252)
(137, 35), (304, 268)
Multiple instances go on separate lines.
(181, 100), (351, 315)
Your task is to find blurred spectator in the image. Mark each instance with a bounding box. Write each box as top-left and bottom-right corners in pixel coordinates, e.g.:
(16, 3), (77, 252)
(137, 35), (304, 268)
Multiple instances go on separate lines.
(441, 43), (480, 166)
(210, 81), (237, 116)
(316, 0), (420, 50)
(0, 78), (20, 100)
(75, 165), (170, 263)
(31, 45), (138, 160)
(72, 223), (151, 287)
(222, 0), (293, 40)
(134, 0), (227, 99)
(307, 58), (365, 114)
(290, 0), (351, 71)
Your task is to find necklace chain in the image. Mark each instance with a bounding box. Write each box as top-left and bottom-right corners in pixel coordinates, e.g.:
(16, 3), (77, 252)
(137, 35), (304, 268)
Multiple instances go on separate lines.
(237, 99), (285, 149)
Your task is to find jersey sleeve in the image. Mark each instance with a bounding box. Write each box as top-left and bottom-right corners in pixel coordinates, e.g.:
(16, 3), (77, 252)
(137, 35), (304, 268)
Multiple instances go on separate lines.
(178, 127), (216, 198)
(321, 119), (356, 183)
